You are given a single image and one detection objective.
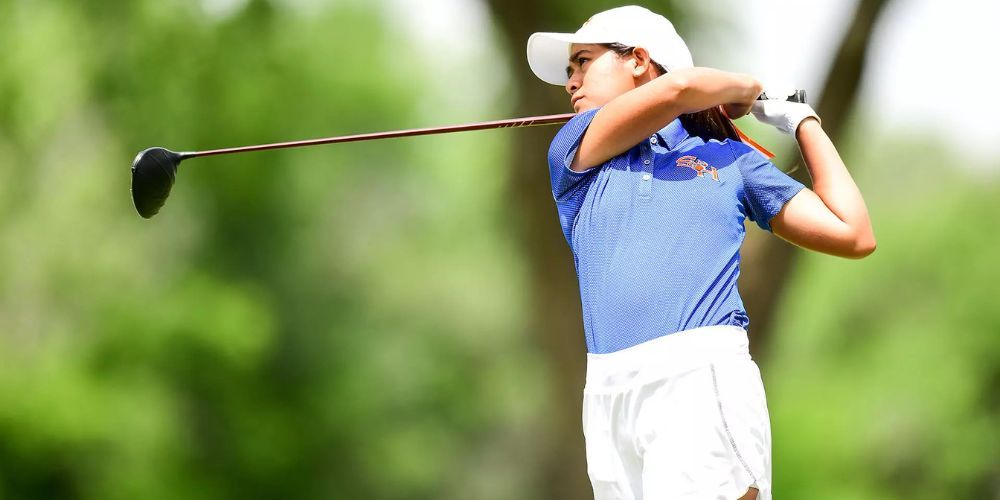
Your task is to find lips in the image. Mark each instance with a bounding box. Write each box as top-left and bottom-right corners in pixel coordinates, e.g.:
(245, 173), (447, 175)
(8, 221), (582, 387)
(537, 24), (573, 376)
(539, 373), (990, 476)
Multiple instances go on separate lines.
(571, 95), (584, 108)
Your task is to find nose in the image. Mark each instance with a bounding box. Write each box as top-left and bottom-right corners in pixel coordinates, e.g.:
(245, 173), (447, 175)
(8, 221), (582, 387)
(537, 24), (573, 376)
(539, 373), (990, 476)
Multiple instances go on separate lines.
(565, 75), (580, 96)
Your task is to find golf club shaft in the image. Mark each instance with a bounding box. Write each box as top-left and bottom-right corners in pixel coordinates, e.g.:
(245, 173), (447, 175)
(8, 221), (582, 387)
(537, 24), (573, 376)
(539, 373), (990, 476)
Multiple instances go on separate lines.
(183, 113), (576, 159)
(182, 90), (805, 159)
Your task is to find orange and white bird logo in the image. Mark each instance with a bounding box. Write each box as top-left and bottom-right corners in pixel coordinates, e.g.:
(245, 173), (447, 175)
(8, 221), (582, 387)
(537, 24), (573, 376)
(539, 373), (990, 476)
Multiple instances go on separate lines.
(676, 155), (719, 181)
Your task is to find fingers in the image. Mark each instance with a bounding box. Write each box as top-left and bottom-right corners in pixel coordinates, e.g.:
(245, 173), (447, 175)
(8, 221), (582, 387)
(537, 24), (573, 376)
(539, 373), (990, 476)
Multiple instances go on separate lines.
(750, 100), (820, 135)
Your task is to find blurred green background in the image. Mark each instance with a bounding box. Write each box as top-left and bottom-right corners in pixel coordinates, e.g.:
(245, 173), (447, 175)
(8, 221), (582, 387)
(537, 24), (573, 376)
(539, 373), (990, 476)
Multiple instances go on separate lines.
(0, 0), (996, 498)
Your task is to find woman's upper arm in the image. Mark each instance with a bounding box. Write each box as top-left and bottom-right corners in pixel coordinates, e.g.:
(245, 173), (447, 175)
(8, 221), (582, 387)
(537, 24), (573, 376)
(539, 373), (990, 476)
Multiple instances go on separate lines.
(770, 188), (876, 259)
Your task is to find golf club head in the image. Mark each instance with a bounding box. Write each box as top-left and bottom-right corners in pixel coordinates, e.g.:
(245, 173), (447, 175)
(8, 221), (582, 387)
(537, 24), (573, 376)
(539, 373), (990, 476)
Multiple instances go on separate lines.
(131, 147), (184, 218)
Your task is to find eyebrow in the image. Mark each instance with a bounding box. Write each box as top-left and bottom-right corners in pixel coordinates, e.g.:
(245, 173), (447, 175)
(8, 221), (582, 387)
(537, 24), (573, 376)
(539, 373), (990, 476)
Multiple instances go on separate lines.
(566, 49), (592, 78)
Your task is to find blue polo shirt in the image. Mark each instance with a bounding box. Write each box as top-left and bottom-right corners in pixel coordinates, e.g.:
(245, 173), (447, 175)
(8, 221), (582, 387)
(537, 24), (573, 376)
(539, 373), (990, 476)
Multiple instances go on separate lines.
(548, 108), (805, 354)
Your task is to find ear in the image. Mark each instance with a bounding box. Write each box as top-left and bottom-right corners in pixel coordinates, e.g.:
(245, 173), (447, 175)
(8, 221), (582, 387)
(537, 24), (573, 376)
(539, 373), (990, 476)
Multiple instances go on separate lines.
(630, 47), (654, 78)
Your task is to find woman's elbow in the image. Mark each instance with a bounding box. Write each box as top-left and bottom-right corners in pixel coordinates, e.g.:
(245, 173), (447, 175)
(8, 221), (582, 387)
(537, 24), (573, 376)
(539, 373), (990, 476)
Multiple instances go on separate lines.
(846, 234), (877, 259)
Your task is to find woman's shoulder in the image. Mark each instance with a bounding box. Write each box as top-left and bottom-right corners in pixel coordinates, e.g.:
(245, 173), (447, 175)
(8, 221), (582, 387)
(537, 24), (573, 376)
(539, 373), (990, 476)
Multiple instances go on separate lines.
(669, 134), (742, 156)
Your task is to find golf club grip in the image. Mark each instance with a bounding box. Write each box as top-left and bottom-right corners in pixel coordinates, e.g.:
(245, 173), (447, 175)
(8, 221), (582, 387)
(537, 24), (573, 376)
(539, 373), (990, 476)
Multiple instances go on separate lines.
(759, 89), (806, 103)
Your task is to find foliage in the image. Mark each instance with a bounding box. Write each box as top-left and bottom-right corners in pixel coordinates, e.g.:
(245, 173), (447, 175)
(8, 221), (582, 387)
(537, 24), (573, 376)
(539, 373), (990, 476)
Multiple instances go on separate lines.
(0, 1), (996, 499)
(767, 131), (1000, 499)
(0, 1), (541, 498)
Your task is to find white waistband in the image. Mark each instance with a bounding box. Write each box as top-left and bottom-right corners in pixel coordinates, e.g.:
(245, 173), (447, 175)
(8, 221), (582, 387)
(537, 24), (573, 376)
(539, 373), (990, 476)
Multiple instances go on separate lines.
(585, 325), (751, 393)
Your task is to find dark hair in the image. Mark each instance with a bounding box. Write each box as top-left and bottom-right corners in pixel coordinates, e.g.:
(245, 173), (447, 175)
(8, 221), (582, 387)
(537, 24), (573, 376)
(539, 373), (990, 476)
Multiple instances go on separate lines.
(601, 43), (740, 143)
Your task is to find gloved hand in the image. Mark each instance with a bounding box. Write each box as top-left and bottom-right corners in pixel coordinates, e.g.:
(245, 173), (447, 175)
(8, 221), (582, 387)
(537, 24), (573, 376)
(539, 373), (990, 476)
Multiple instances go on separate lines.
(750, 99), (820, 135)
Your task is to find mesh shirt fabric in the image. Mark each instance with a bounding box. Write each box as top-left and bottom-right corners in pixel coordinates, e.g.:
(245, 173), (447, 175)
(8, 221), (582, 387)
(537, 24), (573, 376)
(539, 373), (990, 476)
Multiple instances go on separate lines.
(548, 108), (805, 354)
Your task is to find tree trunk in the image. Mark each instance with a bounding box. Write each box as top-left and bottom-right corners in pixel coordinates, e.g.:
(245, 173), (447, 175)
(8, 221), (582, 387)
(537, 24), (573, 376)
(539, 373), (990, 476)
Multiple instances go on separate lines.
(483, 2), (597, 498)
(482, 1), (893, 497)
(740, 0), (893, 361)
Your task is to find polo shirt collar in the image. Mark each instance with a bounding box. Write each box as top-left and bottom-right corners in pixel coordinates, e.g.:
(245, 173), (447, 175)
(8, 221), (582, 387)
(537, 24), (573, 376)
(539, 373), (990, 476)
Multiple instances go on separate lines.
(656, 118), (689, 151)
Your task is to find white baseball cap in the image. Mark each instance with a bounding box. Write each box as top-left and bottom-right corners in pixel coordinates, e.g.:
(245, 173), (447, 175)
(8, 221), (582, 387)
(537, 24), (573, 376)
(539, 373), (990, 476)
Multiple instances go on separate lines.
(526, 5), (693, 86)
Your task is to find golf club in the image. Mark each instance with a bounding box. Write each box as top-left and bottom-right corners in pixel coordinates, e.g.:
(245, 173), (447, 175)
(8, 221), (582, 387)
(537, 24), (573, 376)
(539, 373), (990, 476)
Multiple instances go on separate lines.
(131, 90), (805, 219)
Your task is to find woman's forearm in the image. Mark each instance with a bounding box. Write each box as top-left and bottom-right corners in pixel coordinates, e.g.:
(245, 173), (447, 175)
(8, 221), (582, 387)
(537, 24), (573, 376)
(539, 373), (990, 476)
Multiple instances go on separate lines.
(795, 118), (876, 250)
(668, 67), (762, 116)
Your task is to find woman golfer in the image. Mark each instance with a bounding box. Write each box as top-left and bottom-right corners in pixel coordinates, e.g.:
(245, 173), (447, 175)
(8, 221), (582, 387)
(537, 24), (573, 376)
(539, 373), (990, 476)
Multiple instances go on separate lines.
(527, 6), (875, 500)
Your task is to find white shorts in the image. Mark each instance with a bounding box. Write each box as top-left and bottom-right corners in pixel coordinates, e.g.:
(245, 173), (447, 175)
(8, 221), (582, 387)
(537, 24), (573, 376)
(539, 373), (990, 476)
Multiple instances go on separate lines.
(583, 325), (772, 500)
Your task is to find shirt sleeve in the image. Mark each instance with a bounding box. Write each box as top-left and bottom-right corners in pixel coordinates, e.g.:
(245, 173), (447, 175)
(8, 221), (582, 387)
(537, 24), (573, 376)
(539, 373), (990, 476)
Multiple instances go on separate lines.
(547, 108), (601, 202)
(730, 140), (806, 232)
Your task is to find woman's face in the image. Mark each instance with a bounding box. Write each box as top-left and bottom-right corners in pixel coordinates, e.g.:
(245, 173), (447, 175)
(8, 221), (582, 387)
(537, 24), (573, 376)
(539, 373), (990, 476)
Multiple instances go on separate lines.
(565, 43), (639, 112)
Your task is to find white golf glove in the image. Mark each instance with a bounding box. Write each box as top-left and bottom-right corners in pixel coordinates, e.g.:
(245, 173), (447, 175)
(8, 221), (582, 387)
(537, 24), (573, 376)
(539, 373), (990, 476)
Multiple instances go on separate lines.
(750, 99), (820, 135)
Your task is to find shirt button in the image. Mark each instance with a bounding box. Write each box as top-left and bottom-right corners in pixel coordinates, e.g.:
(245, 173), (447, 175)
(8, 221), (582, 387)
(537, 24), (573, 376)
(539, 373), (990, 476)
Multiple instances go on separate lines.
(643, 159), (650, 165)
(650, 136), (658, 144)
(642, 174), (651, 181)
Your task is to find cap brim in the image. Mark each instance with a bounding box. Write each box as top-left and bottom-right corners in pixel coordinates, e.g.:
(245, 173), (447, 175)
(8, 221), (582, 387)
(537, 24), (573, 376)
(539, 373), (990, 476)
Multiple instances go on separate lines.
(527, 32), (613, 86)
(527, 32), (575, 85)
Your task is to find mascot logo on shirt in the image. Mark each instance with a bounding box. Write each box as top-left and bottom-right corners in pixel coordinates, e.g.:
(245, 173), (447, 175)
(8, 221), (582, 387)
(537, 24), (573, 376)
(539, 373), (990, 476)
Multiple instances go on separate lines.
(676, 155), (719, 181)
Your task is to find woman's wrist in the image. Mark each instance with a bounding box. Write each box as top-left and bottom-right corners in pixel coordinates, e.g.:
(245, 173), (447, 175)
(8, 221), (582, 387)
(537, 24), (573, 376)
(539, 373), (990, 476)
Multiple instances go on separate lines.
(745, 76), (764, 102)
(722, 75), (762, 118)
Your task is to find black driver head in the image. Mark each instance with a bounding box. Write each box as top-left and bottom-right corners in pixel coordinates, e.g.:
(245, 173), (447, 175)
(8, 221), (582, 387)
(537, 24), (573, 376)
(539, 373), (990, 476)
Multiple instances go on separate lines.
(131, 147), (184, 218)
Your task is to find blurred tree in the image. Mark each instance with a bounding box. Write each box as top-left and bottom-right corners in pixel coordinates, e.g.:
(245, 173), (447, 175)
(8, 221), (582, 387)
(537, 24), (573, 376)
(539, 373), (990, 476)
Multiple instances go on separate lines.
(740, 0), (894, 359)
(2, 0), (995, 499)
(0, 0), (541, 498)
(483, 0), (893, 497)
(766, 144), (1000, 498)
(482, 1), (693, 498)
